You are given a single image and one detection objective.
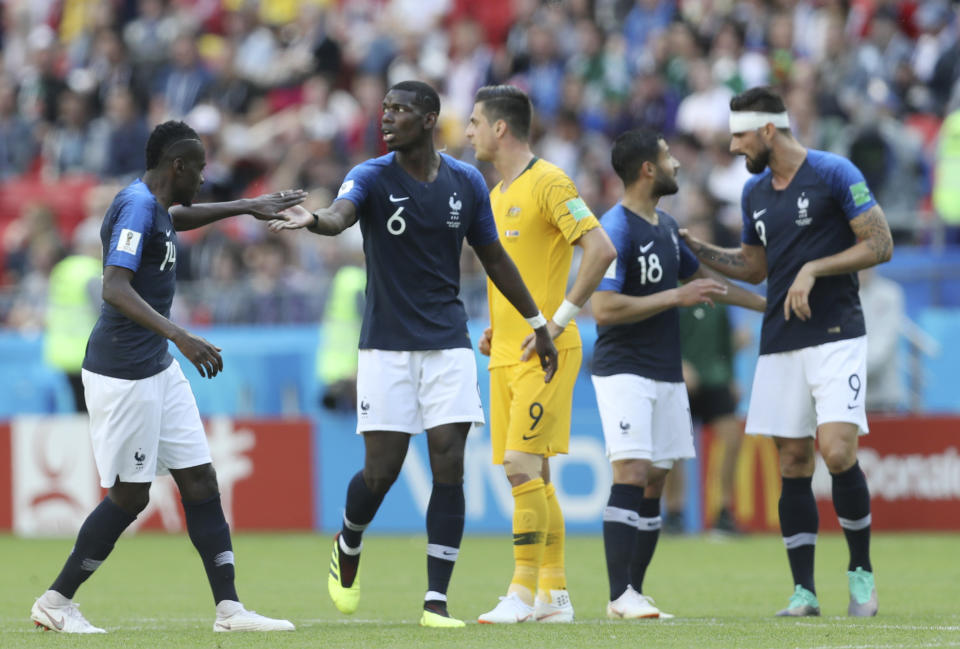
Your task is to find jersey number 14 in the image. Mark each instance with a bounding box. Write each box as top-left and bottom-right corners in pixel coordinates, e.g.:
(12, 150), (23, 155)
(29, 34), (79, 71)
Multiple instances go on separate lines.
(160, 241), (176, 271)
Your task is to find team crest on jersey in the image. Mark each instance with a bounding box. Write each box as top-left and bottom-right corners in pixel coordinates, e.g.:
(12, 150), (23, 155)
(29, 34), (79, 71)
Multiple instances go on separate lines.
(796, 192), (811, 226)
(447, 193), (462, 229)
(507, 206), (522, 219)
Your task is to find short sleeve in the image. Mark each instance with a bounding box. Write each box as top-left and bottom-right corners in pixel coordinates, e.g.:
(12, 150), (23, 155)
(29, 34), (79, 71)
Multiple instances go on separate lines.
(597, 215), (629, 293)
(333, 161), (375, 211)
(537, 169), (600, 244)
(104, 196), (155, 272)
(822, 154), (877, 220)
(465, 166), (499, 247)
(678, 238), (700, 280)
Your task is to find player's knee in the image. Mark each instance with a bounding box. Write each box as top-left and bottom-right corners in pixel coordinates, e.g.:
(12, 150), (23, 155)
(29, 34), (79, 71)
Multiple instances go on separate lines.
(503, 450), (543, 484)
(821, 446), (856, 474)
(109, 483), (150, 515)
(363, 464), (402, 496)
(173, 464), (220, 502)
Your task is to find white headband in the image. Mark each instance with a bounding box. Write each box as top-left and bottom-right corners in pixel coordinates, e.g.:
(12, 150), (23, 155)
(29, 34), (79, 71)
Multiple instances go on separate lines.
(729, 111), (790, 133)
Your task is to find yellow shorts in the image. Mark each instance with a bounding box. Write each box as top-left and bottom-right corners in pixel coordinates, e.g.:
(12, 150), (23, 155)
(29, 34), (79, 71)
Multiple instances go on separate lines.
(489, 347), (582, 464)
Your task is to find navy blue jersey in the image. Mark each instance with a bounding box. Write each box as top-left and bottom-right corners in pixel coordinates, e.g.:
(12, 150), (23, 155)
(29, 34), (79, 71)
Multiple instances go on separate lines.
(592, 206), (699, 381)
(741, 149), (875, 355)
(83, 180), (177, 379)
(336, 152), (499, 351)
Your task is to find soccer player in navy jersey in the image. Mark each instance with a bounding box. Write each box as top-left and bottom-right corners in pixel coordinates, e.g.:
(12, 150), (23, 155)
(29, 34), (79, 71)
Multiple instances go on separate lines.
(680, 87), (893, 617)
(29, 121), (306, 634)
(591, 129), (765, 620)
(271, 80), (557, 628)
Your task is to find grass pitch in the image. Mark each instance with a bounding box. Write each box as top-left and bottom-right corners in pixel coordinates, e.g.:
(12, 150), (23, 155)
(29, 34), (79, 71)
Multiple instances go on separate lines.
(1, 531), (958, 648)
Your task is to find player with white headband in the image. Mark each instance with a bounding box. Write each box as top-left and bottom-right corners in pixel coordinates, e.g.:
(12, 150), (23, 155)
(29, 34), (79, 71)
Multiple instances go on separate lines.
(680, 87), (894, 618)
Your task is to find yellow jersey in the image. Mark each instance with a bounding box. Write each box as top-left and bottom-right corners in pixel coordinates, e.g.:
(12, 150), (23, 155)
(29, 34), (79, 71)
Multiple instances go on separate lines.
(487, 157), (600, 369)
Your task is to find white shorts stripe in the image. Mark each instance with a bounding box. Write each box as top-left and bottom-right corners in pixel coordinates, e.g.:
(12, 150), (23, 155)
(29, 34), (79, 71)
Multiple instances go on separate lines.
(783, 532), (818, 549)
(603, 506), (640, 528)
(214, 551), (235, 567)
(426, 544), (459, 561)
(838, 514), (872, 531)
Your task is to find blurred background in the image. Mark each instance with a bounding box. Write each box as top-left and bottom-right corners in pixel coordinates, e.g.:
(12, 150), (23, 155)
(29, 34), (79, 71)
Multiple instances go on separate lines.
(0, 0), (958, 538)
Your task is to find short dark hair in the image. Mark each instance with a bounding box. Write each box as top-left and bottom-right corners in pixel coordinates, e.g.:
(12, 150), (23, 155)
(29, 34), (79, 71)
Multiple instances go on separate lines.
(474, 85), (533, 141)
(729, 86), (787, 114)
(388, 80), (441, 115)
(611, 129), (663, 185)
(145, 120), (200, 170)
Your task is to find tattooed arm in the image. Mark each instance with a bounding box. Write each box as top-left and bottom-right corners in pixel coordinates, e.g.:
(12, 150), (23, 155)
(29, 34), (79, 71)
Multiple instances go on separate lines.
(783, 204), (894, 322)
(679, 229), (768, 284)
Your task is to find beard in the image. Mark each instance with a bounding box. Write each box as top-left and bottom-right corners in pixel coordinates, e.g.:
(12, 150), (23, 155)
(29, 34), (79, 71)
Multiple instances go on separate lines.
(652, 168), (679, 197)
(745, 146), (771, 174)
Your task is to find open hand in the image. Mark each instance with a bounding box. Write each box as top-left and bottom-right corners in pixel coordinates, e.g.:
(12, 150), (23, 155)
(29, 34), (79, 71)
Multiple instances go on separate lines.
(172, 330), (223, 379)
(268, 205), (315, 232)
(245, 190), (308, 220)
(520, 320), (562, 362)
(674, 278), (727, 307)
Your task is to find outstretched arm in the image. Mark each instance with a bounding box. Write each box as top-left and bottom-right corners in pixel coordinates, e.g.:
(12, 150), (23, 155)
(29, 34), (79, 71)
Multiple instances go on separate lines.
(690, 266), (766, 312)
(474, 240), (557, 382)
(101, 266), (223, 378)
(268, 202), (358, 236)
(680, 229), (767, 284)
(171, 190), (307, 231)
(784, 205), (893, 321)
(591, 278), (729, 326)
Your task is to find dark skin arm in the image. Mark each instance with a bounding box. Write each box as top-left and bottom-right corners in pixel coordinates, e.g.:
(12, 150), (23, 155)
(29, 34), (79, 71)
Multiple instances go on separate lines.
(102, 265), (223, 378)
(473, 240), (558, 382)
(267, 202), (358, 235)
(171, 190), (307, 231)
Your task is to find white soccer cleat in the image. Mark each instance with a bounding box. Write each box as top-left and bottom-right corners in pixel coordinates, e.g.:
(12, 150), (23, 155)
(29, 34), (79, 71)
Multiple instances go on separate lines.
(31, 592), (106, 633)
(477, 592), (534, 624)
(607, 586), (674, 619)
(213, 600), (295, 632)
(534, 589), (575, 623)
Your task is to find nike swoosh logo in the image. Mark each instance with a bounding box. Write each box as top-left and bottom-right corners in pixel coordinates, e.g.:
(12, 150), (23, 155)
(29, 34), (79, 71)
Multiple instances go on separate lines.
(847, 404), (860, 409)
(753, 208), (767, 220)
(522, 433), (539, 441)
(640, 241), (654, 253)
(216, 621), (231, 630)
(38, 605), (64, 631)
(442, 550), (457, 556)
(389, 194), (409, 203)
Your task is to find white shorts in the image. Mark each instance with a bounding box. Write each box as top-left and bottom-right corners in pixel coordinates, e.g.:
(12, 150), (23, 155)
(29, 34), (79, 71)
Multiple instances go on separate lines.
(356, 348), (485, 434)
(746, 336), (869, 438)
(82, 359), (211, 488)
(591, 373), (696, 467)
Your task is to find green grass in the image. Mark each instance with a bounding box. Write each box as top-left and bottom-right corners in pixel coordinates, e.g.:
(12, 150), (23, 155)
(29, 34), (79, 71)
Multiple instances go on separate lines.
(1, 532), (958, 648)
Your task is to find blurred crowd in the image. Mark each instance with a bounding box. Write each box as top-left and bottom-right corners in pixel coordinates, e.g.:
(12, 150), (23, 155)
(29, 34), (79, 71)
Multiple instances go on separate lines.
(1, 0), (960, 332)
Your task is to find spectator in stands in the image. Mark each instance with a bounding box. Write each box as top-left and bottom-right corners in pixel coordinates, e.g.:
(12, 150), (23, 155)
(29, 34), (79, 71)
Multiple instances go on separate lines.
(42, 90), (93, 178)
(0, 76), (37, 180)
(86, 86), (150, 181)
(155, 33), (212, 119)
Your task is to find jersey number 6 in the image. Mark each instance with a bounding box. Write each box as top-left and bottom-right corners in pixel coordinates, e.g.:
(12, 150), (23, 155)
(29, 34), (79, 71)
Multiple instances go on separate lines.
(387, 206), (407, 235)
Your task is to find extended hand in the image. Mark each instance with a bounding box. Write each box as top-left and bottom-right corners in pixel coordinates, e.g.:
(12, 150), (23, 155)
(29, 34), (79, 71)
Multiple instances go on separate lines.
(675, 278), (727, 307)
(269, 204), (315, 232)
(246, 190), (307, 220)
(172, 330), (223, 378)
(785, 264), (816, 321)
(520, 320), (563, 362)
(478, 326), (492, 356)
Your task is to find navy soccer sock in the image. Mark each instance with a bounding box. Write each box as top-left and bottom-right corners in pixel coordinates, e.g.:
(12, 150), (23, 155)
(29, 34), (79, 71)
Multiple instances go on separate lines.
(603, 483), (644, 601)
(424, 482), (465, 606)
(50, 497), (136, 598)
(779, 476), (819, 593)
(183, 495), (239, 604)
(831, 461), (873, 572)
(338, 471), (386, 587)
(630, 495), (663, 594)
